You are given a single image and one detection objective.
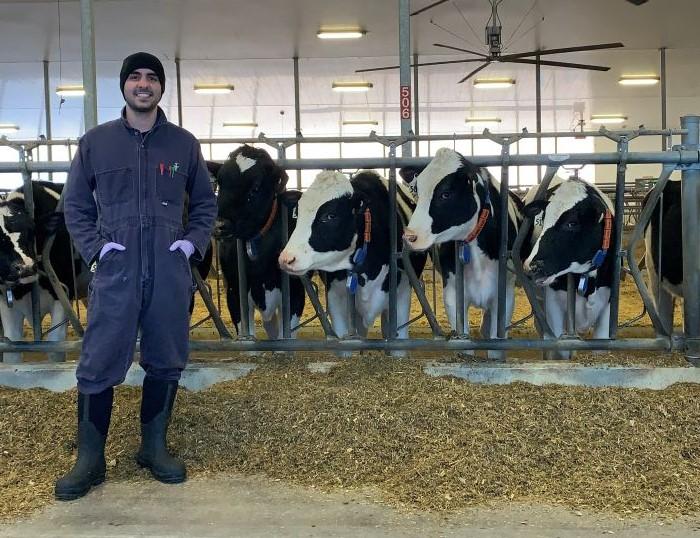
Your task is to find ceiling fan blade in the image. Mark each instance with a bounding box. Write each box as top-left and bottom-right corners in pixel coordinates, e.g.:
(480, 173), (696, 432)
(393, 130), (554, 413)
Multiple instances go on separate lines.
(457, 62), (491, 84)
(355, 58), (485, 74)
(411, 0), (450, 16)
(506, 58), (611, 71)
(433, 43), (490, 58)
(500, 42), (624, 61)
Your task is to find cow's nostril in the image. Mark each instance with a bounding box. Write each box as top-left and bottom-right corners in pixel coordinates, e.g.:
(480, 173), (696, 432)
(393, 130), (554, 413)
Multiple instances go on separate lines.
(403, 230), (417, 243)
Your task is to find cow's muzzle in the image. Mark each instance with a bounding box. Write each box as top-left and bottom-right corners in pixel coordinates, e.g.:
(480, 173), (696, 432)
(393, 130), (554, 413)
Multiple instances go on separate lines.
(278, 251), (305, 276)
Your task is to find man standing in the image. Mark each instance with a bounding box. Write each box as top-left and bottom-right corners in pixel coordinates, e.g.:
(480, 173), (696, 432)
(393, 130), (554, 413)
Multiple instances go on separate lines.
(56, 52), (216, 500)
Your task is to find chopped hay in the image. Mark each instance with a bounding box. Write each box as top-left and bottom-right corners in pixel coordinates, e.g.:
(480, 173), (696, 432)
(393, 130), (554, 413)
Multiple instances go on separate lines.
(1, 356), (699, 522)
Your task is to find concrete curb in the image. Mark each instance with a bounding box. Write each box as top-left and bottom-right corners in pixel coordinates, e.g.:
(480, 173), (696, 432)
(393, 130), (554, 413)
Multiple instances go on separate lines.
(424, 362), (700, 390)
(0, 361), (257, 392)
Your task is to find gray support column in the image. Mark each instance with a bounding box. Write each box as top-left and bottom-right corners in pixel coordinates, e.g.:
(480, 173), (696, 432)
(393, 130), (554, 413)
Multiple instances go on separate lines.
(681, 115), (700, 364)
(293, 56), (302, 189)
(660, 48), (667, 151)
(79, 0), (98, 131)
(399, 0), (412, 157)
(413, 53), (420, 156)
(42, 60), (53, 181)
(388, 144), (399, 338)
(236, 240), (251, 338)
(175, 57), (183, 127)
(536, 55), (542, 157)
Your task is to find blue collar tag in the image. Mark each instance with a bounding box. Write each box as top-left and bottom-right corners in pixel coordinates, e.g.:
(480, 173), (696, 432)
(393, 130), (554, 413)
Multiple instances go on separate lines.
(591, 248), (607, 268)
(346, 273), (358, 294)
(245, 237), (260, 261)
(352, 244), (368, 265)
(459, 242), (472, 264)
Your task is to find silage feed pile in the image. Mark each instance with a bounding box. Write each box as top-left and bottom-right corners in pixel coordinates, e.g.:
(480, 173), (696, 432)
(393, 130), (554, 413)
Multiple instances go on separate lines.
(1, 356), (699, 522)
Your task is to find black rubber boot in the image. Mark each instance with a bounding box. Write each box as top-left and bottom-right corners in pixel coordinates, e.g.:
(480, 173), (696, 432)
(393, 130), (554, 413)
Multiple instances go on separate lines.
(55, 388), (113, 501)
(136, 377), (186, 484)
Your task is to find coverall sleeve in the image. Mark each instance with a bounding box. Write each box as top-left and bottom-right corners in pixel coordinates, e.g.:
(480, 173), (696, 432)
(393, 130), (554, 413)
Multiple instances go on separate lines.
(63, 138), (106, 266)
(183, 140), (217, 261)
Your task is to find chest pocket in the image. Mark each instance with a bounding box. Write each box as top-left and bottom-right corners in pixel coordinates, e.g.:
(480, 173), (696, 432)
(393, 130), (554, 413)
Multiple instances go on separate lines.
(156, 167), (187, 208)
(95, 167), (133, 205)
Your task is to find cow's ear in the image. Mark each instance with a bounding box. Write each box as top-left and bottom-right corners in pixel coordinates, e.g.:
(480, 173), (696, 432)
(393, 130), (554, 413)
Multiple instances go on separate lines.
(399, 166), (423, 184)
(523, 199), (548, 219)
(206, 161), (223, 180)
(279, 190), (302, 208)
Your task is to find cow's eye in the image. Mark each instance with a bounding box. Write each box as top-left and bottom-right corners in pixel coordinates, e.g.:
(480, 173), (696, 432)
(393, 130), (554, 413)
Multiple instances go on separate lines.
(565, 220), (579, 230)
(439, 191), (451, 200)
(321, 212), (336, 223)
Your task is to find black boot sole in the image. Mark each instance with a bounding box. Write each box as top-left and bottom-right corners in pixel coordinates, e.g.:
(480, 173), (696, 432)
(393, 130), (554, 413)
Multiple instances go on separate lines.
(136, 455), (186, 484)
(54, 474), (105, 501)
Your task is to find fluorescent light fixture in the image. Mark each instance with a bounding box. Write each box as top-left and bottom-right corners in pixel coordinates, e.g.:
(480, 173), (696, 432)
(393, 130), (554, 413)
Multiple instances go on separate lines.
(618, 75), (660, 86)
(332, 81), (373, 92)
(317, 28), (366, 39)
(473, 78), (515, 89)
(590, 114), (627, 124)
(465, 117), (502, 126)
(222, 122), (258, 129)
(55, 85), (85, 97)
(194, 84), (234, 94)
(0, 124), (20, 133)
(342, 120), (379, 126)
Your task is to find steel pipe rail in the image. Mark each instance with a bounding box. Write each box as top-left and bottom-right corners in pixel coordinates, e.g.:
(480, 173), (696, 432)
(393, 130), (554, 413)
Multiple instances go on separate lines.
(0, 336), (675, 353)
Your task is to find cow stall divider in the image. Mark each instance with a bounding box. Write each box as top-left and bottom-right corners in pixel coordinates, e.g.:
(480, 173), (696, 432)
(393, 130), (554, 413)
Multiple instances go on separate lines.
(0, 121), (698, 367)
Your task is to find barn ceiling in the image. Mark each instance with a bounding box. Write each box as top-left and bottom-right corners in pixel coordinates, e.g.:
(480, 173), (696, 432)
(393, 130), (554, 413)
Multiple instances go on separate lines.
(0, 0), (698, 148)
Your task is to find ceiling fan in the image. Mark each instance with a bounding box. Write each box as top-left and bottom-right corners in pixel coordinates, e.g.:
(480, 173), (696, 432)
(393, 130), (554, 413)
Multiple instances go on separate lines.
(356, 0), (624, 83)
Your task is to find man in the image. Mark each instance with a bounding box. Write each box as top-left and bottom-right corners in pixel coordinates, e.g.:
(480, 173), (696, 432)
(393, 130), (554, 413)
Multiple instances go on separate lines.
(56, 52), (217, 500)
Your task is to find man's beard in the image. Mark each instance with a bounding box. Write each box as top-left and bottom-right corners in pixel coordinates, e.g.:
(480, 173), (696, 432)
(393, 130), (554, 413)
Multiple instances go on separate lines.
(125, 91), (160, 113)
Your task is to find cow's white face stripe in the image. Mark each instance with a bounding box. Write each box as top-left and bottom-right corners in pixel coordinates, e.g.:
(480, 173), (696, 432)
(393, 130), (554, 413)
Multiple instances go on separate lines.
(0, 196), (34, 269)
(282, 170), (356, 273)
(235, 154), (256, 173)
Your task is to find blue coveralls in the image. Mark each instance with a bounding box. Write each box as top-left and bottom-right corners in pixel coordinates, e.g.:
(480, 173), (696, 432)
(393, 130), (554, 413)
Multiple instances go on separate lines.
(64, 108), (217, 394)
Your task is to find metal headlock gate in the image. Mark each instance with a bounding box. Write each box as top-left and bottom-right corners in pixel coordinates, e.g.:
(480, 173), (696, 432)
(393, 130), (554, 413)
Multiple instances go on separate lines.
(0, 118), (698, 366)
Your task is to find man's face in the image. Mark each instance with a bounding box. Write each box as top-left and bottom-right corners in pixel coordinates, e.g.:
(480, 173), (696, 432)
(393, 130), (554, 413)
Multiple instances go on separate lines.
(123, 68), (162, 113)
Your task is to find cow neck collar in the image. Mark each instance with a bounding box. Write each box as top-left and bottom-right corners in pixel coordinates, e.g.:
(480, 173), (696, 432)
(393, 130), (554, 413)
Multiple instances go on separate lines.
(577, 209), (613, 295)
(346, 207), (372, 294)
(245, 197), (279, 261)
(458, 177), (493, 264)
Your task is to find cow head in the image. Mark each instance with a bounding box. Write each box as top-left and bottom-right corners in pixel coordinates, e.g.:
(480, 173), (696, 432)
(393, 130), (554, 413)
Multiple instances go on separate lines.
(523, 179), (613, 286)
(279, 170), (366, 275)
(0, 192), (38, 286)
(211, 145), (288, 241)
(403, 148), (492, 251)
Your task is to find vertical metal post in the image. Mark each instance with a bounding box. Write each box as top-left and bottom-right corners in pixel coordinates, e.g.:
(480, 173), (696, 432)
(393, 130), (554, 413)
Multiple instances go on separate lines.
(680, 115), (700, 363)
(454, 244), (466, 335)
(388, 143), (399, 338)
(608, 138), (628, 338)
(19, 148), (42, 353)
(236, 240), (251, 337)
(413, 53), (420, 156)
(399, 0), (412, 157)
(293, 57), (302, 190)
(79, 0), (98, 131)
(42, 60), (53, 181)
(175, 57), (183, 127)
(566, 273), (576, 336)
(536, 54), (542, 159)
(278, 144), (291, 339)
(496, 144), (511, 339)
(660, 48), (667, 151)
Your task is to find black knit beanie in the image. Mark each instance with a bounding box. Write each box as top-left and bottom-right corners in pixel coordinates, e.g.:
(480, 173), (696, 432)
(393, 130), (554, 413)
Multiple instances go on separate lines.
(119, 52), (165, 95)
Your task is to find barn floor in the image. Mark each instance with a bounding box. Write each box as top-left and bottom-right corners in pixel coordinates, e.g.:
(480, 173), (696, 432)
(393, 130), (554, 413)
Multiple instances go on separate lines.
(1, 474), (698, 538)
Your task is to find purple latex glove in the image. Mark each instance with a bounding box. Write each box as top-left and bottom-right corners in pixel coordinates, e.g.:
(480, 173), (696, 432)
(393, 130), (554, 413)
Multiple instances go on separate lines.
(169, 239), (195, 259)
(99, 242), (125, 260)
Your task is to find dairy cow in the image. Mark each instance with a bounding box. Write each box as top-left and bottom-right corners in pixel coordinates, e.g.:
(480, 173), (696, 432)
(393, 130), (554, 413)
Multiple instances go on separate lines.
(208, 145), (304, 338)
(523, 177), (616, 358)
(643, 180), (681, 335)
(0, 181), (89, 362)
(278, 170), (426, 345)
(402, 148), (522, 358)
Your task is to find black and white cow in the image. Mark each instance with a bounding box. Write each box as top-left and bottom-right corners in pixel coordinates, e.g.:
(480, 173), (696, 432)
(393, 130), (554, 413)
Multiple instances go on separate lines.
(0, 181), (89, 363)
(208, 145), (305, 338)
(523, 177), (616, 357)
(643, 179), (681, 335)
(402, 148), (522, 357)
(278, 170), (426, 345)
